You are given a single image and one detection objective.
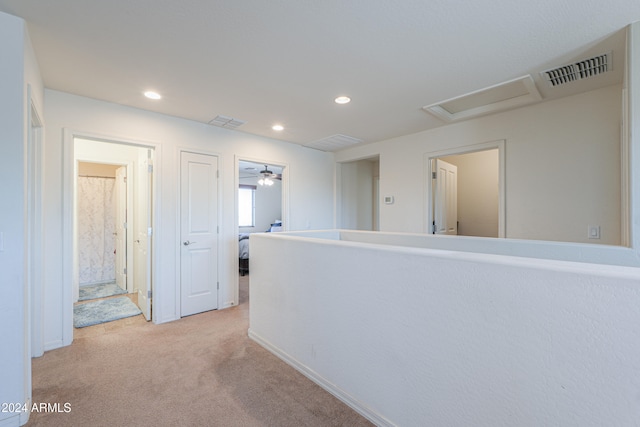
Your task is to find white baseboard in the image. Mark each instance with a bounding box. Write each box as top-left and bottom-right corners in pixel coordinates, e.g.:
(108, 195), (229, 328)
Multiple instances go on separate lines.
(248, 329), (395, 427)
(43, 339), (64, 352)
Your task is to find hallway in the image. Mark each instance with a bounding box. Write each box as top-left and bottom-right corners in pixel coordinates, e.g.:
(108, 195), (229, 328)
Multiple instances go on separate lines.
(29, 276), (372, 426)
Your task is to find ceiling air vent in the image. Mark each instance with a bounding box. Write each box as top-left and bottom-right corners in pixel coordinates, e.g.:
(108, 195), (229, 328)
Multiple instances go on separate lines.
(208, 115), (246, 129)
(541, 52), (612, 87)
(305, 134), (363, 151)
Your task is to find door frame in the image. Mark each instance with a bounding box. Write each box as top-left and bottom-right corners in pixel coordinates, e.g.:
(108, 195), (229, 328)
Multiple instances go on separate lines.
(62, 129), (161, 345)
(424, 140), (506, 237)
(76, 160), (134, 294)
(27, 86), (44, 358)
(113, 165), (129, 291)
(335, 155), (380, 230)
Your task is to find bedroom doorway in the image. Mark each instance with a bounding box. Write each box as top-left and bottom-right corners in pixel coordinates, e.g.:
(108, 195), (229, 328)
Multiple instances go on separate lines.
(236, 158), (288, 283)
(426, 140), (505, 238)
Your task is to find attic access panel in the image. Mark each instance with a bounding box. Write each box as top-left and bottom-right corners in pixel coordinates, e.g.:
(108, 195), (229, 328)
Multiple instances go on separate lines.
(423, 75), (542, 122)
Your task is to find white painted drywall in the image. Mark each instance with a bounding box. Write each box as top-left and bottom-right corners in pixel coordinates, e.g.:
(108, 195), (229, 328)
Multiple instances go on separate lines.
(0, 11), (43, 427)
(41, 89), (335, 349)
(77, 162), (120, 178)
(336, 84), (622, 245)
(629, 22), (640, 253)
(441, 149), (499, 237)
(0, 13), (27, 427)
(249, 230), (640, 426)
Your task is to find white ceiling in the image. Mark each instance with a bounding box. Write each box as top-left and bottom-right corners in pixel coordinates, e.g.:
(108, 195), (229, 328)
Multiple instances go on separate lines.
(239, 160), (282, 179)
(1, 0), (639, 151)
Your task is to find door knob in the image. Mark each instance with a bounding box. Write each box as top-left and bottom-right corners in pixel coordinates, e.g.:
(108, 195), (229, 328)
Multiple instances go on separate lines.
(183, 240), (196, 246)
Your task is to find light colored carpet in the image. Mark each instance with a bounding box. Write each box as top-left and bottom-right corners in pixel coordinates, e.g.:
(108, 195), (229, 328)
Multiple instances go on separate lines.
(78, 282), (127, 301)
(73, 296), (142, 328)
(30, 276), (372, 426)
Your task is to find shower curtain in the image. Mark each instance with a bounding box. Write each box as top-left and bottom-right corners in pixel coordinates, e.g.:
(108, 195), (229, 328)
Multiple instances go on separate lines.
(77, 176), (116, 286)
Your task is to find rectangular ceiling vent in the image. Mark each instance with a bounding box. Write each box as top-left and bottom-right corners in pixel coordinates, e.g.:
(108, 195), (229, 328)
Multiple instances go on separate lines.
(541, 52), (612, 87)
(423, 75), (542, 122)
(208, 114), (246, 129)
(305, 134), (363, 151)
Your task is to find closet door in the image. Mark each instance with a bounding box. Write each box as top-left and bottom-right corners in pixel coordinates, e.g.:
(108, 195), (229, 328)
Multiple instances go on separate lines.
(180, 151), (219, 317)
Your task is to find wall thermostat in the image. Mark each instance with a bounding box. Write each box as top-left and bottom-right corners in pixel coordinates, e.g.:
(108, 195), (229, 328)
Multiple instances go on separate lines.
(384, 196), (394, 204)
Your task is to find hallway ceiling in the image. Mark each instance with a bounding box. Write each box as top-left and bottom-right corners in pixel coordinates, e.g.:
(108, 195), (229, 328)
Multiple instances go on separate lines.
(1, 0), (638, 151)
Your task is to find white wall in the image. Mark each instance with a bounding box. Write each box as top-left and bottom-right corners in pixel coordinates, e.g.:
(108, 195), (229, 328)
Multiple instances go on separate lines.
(41, 90), (335, 350)
(442, 149), (499, 237)
(336, 84), (622, 245)
(0, 11), (43, 427)
(249, 230), (640, 426)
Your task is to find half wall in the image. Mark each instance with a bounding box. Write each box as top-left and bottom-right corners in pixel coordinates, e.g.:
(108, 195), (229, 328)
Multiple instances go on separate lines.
(249, 230), (640, 426)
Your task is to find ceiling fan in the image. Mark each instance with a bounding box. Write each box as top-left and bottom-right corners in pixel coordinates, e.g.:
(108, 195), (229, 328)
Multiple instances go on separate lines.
(258, 165), (281, 186)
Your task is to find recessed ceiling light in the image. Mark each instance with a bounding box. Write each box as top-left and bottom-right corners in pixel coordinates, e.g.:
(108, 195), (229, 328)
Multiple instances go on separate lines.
(272, 124), (284, 131)
(334, 96), (351, 104)
(144, 91), (161, 100)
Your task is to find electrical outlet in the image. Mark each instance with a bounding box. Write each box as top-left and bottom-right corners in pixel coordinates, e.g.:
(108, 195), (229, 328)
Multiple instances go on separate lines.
(588, 225), (600, 239)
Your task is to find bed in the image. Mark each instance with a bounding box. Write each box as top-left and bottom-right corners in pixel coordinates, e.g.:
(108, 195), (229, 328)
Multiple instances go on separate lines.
(239, 233), (250, 276)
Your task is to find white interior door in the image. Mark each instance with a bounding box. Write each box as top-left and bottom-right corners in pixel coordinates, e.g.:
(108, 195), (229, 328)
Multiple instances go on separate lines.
(134, 150), (152, 320)
(114, 166), (127, 290)
(434, 158), (458, 235)
(180, 152), (219, 317)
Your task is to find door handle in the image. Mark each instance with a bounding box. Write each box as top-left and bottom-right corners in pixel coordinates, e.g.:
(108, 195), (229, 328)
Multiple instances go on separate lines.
(183, 240), (197, 246)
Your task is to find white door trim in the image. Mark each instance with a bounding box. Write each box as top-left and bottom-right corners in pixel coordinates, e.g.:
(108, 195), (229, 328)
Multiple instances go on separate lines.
(62, 129), (161, 345)
(28, 86), (44, 358)
(424, 139), (506, 238)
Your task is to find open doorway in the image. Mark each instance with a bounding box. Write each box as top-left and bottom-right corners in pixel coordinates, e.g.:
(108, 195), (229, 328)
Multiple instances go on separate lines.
(236, 158), (287, 279)
(337, 156), (380, 231)
(427, 141), (505, 237)
(72, 137), (154, 331)
(76, 162), (126, 291)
